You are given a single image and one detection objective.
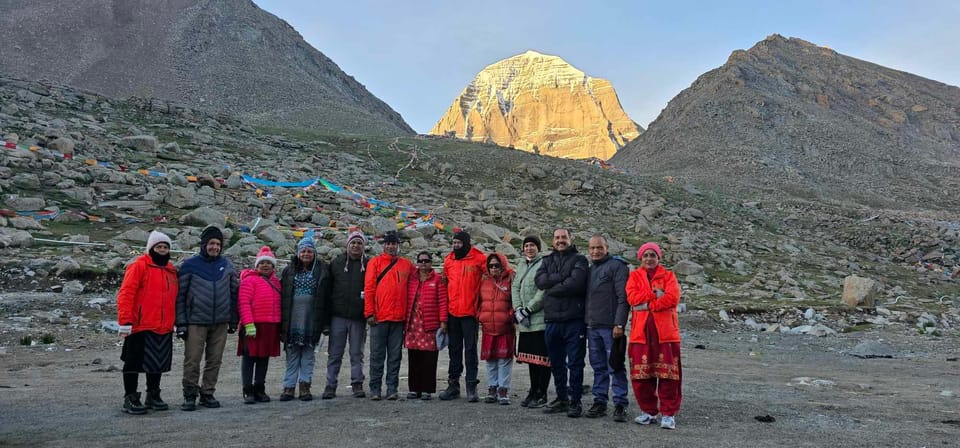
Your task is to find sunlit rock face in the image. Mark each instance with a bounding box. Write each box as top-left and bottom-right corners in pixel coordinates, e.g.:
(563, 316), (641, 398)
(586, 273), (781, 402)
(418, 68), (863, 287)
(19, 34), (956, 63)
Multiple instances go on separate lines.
(430, 51), (641, 160)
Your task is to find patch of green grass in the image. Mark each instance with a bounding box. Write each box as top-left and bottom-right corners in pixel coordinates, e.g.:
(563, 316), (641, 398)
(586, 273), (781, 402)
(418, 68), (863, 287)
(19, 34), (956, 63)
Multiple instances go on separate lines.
(19, 335), (32, 346)
(39, 334), (56, 344)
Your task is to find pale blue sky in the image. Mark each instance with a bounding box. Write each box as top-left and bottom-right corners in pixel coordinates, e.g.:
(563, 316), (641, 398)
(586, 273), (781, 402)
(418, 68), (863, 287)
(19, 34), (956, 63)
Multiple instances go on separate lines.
(254, 0), (960, 133)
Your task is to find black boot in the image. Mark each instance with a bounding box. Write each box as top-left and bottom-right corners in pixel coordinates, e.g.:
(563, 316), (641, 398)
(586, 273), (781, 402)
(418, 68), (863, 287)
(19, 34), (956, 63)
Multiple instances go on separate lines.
(144, 389), (168, 411)
(253, 383), (271, 402)
(438, 379), (460, 400)
(242, 385), (256, 404)
(465, 380), (480, 403)
(123, 392), (147, 415)
(199, 393), (220, 408)
(181, 393), (197, 411)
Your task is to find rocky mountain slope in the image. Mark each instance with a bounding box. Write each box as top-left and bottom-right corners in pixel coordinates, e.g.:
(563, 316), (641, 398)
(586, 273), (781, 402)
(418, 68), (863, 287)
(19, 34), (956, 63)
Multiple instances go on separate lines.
(1, 74), (957, 344)
(430, 51), (641, 160)
(610, 35), (960, 211)
(0, 0), (413, 136)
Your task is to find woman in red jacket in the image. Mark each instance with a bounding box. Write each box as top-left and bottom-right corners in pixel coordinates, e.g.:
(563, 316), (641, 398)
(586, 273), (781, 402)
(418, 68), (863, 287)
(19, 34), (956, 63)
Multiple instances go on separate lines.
(626, 242), (682, 429)
(116, 231), (178, 415)
(404, 251), (449, 400)
(478, 253), (515, 405)
(237, 246), (282, 404)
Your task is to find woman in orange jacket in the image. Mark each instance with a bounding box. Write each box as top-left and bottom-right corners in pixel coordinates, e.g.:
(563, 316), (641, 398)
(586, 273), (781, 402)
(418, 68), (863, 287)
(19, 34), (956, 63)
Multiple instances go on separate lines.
(116, 231), (179, 415)
(625, 242), (682, 430)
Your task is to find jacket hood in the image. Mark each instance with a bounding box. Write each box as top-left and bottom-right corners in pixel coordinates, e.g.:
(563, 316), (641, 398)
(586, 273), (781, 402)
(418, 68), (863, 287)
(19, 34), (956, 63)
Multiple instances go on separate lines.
(485, 252), (513, 279)
(240, 268), (269, 281)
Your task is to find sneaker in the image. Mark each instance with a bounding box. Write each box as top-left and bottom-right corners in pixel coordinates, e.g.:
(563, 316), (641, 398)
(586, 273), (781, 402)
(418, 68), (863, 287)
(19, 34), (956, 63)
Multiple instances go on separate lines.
(585, 402), (607, 418)
(498, 388), (510, 406)
(407, 392), (421, 400)
(660, 415), (676, 430)
(634, 412), (658, 425)
(527, 396), (548, 409)
(386, 392), (399, 401)
(567, 401), (583, 418)
(122, 392), (147, 415)
(520, 393), (535, 408)
(484, 386), (498, 404)
(543, 399), (569, 414)
(421, 392), (432, 401)
(612, 405), (628, 422)
(199, 393), (220, 408)
(351, 383), (365, 398)
(321, 386), (336, 400)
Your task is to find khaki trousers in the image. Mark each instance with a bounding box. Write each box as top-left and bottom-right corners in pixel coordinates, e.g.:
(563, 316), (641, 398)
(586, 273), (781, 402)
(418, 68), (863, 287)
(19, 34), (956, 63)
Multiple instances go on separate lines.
(181, 323), (228, 397)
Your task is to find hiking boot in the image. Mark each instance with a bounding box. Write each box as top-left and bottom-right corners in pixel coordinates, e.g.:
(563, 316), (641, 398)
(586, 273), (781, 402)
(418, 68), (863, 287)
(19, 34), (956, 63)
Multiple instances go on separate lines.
(420, 392), (432, 401)
(465, 380), (479, 403)
(386, 391), (399, 401)
(242, 385), (256, 404)
(123, 392), (147, 415)
(498, 388), (510, 405)
(253, 383), (270, 402)
(180, 395), (197, 412)
(660, 415), (676, 430)
(484, 386), (498, 404)
(199, 393), (220, 408)
(351, 383), (365, 398)
(145, 389), (168, 411)
(298, 382), (312, 401)
(322, 386), (337, 400)
(438, 380), (460, 400)
(370, 391), (382, 401)
(585, 402), (607, 418)
(543, 399), (569, 414)
(634, 411), (658, 425)
(279, 387), (296, 401)
(613, 405), (628, 422)
(527, 395), (548, 409)
(567, 401), (583, 418)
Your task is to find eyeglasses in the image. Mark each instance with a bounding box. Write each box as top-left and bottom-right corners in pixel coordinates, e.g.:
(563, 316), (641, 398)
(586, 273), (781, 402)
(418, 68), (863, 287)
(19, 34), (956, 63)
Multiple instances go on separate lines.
(417, 259), (432, 264)
(487, 264), (502, 269)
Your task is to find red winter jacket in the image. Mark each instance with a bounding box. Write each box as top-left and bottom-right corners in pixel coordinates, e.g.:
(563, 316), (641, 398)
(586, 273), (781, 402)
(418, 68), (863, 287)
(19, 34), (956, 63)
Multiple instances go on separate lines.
(364, 254), (415, 323)
(406, 270), (448, 332)
(478, 253), (515, 336)
(626, 265), (681, 344)
(238, 269), (282, 325)
(117, 254), (178, 335)
(443, 246), (486, 317)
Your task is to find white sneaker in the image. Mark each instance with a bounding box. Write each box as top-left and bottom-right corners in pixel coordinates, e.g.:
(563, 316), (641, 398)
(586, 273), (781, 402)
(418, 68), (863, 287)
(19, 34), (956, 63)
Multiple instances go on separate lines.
(660, 415), (676, 429)
(634, 412), (658, 425)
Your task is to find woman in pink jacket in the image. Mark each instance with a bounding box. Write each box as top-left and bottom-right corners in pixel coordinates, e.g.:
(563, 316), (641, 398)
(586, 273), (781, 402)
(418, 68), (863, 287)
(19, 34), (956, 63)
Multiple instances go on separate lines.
(237, 246), (282, 404)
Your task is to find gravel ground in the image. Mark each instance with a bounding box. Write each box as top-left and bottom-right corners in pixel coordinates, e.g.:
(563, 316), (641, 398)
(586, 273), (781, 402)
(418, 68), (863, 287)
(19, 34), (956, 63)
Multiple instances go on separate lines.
(1, 307), (959, 447)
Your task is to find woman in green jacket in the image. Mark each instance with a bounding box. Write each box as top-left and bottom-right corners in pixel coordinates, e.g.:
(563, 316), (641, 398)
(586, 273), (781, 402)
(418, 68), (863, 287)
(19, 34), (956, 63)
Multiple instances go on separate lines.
(511, 236), (551, 408)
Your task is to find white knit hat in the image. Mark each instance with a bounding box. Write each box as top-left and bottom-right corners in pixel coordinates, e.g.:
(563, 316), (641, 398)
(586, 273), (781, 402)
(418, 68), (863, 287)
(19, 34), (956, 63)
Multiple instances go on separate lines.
(254, 246), (277, 267)
(146, 230), (172, 253)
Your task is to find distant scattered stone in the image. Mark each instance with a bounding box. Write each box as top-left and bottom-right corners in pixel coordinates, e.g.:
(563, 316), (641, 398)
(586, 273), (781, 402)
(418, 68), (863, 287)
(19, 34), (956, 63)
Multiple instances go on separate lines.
(848, 340), (895, 359)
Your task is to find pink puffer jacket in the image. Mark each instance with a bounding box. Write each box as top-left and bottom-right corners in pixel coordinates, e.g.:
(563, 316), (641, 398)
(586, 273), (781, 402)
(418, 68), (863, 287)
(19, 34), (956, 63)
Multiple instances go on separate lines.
(238, 269), (281, 325)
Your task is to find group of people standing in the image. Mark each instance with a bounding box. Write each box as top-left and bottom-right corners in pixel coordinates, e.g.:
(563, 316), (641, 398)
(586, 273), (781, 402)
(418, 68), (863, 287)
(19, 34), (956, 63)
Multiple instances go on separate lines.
(116, 225), (683, 429)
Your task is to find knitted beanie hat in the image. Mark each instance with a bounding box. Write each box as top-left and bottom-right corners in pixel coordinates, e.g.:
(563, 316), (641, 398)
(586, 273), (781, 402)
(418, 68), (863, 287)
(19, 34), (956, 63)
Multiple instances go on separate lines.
(200, 226), (223, 245)
(146, 230), (172, 253)
(297, 236), (316, 252)
(254, 246), (277, 267)
(346, 230), (366, 246)
(637, 242), (662, 260)
(522, 235), (541, 251)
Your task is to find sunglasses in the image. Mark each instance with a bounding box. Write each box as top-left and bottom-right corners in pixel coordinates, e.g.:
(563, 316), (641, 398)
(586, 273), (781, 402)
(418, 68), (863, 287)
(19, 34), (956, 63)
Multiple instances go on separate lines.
(487, 264), (502, 269)
(417, 259), (432, 264)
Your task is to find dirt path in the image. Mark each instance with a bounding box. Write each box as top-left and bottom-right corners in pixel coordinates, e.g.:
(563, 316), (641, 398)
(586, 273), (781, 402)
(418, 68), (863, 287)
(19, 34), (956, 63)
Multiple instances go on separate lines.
(1, 319), (958, 447)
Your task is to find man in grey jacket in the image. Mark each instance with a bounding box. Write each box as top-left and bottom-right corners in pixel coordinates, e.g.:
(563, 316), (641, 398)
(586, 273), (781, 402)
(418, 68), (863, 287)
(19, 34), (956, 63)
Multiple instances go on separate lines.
(175, 226), (239, 411)
(584, 235), (630, 422)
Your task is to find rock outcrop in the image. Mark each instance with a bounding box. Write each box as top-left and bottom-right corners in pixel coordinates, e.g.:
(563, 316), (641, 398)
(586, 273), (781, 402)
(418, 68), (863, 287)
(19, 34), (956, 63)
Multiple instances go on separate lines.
(0, 0), (413, 136)
(610, 35), (960, 210)
(430, 51), (641, 160)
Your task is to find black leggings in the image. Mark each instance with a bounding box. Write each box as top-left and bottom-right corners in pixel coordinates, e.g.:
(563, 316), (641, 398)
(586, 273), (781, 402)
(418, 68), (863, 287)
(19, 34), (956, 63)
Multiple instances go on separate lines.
(529, 364), (552, 398)
(241, 356), (269, 386)
(123, 373), (161, 395)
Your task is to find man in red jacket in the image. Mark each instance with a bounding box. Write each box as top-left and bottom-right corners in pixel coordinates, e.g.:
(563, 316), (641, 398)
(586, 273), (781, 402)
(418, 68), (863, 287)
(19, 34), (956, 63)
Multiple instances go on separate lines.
(439, 230), (486, 402)
(363, 231), (414, 401)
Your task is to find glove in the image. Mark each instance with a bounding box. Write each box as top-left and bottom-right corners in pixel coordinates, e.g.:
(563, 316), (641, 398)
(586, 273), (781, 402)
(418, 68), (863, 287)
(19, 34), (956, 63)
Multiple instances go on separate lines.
(227, 323), (237, 334)
(175, 326), (187, 340)
(244, 323), (257, 337)
(514, 307), (531, 328)
(118, 325), (133, 337)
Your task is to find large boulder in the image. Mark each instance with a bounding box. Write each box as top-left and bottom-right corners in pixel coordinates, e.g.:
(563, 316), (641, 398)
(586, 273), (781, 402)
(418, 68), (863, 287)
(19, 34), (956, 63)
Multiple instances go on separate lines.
(842, 275), (879, 307)
(179, 207), (227, 228)
(121, 135), (159, 153)
(673, 260), (705, 276)
(0, 228), (33, 248)
(3, 196), (45, 211)
(164, 186), (199, 209)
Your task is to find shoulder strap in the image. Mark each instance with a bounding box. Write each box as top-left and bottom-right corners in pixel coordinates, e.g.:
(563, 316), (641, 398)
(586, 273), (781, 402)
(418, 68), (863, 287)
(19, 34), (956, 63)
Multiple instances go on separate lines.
(376, 257), (399, 285)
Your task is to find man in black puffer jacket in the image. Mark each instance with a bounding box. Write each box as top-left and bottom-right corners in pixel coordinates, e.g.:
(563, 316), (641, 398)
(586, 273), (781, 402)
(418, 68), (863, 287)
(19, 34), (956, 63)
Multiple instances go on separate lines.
(175, 226), (239, 411)
(535, 228), (589, 418)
